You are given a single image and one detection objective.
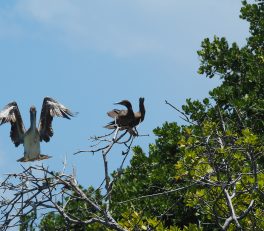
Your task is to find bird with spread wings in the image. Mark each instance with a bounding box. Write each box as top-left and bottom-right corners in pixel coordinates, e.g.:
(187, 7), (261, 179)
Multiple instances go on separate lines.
(0, 97), (75, 162)
(105, 98), (145, 135)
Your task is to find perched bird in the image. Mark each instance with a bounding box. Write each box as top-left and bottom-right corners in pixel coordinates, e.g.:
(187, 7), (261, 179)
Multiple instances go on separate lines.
(104, 100), (135, 130)
(0, 97), (75, 162)
(105, 98), (145, 135)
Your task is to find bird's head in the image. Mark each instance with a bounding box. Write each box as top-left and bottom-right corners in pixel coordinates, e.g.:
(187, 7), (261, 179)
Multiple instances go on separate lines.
(115, 100), (132, 109)
(30, 106), (36, 114)
(139, 97), (145, 104)
(29, 106), (37, 125)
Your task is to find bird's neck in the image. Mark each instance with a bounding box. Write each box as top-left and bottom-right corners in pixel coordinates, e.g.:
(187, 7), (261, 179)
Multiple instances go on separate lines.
(139, 102), (145, 118)
(127, 106), (134, 116)
(126, 104), (133, 112)
(30, 112), (37, 130)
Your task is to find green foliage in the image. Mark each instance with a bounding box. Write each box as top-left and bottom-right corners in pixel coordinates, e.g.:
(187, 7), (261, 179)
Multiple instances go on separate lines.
(19, 212), (37, 231)
(110, 1), (264, 230)
(39, 186), (107, 231)
(36, 1), (264, 230)
(118, 211), (201, 231)
(197, 1), (264, 135)
(111, 124), (198, 229)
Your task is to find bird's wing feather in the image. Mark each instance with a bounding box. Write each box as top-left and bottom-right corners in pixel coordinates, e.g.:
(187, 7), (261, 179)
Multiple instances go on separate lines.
(38, 97), (75, 142)
(107, 109), (121, 118)
(104, 118), (117, 129)
(139, 97), (145, 122)
(0, 102), (25, 146)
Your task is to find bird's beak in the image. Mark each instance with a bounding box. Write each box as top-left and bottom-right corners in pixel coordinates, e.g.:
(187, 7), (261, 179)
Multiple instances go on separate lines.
(114, 101), (122, 105)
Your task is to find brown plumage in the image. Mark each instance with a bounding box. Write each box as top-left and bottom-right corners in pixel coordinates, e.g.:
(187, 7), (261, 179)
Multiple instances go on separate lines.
(0, 102), (26, 147)
(105, 98), (145, 135)
(127, 97), (145, 136)
(39, 97), (75, 142)
(105, 100), (135, 129)
(0, 97), (75, 162)
(129, 97), (145, 127)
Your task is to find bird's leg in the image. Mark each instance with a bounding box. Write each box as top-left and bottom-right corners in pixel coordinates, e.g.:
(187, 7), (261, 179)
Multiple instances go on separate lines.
(127, 127), (138, 137)
(39, 154), (51, 160)
(134, 127), (139, 136)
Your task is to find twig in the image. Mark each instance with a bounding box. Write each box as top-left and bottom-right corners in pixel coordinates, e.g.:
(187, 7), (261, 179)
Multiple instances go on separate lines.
(117, 184), (195, 204)
(165, 100), (196, 125)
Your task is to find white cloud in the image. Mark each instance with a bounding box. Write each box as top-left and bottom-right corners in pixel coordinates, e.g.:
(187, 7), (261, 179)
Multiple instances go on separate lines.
(11, 0), (165, 56)
(16, 0), (77, 23)
(0, 0), (249, 57)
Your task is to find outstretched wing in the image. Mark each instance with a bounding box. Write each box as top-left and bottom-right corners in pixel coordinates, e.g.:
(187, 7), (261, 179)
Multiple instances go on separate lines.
(38, 97), (75, 142)
(105, 109), (128, 129)
(0, 102), (25, 146)
(107, 109), (121, 118)
(104, 120), (116, 129)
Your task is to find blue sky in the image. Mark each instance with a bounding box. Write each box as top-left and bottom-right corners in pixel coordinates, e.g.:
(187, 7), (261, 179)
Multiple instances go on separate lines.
(0, 0), (250, 187)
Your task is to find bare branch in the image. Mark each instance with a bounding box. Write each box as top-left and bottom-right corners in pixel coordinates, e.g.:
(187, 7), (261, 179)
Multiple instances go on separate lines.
(165, 100), (197, 125)
(117, 184), (196, 204)
(0, 165), (127, 231)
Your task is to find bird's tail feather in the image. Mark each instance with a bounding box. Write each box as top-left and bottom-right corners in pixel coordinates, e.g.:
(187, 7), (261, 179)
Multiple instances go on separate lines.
(17, 154), (51, 162)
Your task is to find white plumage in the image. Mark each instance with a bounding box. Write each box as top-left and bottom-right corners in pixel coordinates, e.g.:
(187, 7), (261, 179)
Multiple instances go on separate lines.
(0, 97), (75, 162)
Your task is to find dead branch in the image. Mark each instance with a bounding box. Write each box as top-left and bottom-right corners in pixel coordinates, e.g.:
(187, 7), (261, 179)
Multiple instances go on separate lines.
(0, 165), (126, 231)
(165, 100), (197, 125)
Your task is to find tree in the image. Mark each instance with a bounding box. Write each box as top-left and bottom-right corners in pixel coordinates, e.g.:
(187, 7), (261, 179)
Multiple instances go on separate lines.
(109, 0), (264, 230)
(0, 130), (138, 231)
(1, 0), (264, 230)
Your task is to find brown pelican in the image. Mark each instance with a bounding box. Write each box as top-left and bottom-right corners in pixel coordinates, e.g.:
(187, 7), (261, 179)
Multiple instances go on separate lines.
(104, 100), (135, 130)
(105, 98), (145, 135)
(0, 97), (75, 162)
